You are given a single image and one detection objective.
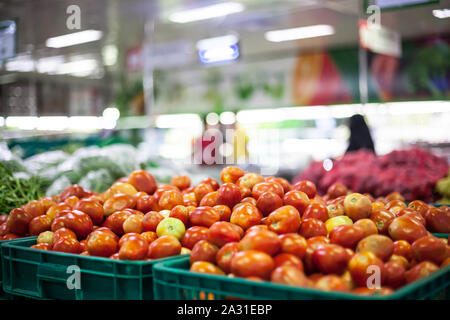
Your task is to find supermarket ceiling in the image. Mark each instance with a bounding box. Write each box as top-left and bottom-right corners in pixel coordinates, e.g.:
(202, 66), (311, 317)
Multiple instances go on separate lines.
(0, 0), (448, 72)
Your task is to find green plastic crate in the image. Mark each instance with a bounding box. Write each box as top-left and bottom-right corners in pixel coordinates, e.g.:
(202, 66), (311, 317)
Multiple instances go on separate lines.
(0, 237), (187, 300)
(152, 256), (450, 300)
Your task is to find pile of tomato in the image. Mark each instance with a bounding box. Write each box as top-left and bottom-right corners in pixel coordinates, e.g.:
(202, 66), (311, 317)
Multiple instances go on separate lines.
(1, 166), (450, 296)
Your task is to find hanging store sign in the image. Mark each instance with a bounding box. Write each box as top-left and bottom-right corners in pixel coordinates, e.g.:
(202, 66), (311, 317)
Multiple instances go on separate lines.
(359, 20), (402, 58)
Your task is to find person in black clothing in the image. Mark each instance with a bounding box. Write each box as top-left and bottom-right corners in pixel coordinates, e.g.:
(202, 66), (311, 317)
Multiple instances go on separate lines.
(346, 114), (375, 153)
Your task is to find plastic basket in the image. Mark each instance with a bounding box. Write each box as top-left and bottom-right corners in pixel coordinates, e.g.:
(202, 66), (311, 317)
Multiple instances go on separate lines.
(153, 256), (449, 300)
(0, 237), (187, 300)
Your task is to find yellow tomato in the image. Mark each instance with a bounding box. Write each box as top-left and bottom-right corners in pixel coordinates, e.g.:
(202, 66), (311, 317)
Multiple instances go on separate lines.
(325, 216), (353, 234)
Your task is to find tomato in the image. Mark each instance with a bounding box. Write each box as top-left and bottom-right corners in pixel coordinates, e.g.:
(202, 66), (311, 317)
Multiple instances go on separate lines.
(136, 194), (157, 213)
(255, 192), (283, 217)
(270, 265), (310, 287)
(53, 228), (77, 243)
(388, 216), (427, 243)
(167, 205), (188, 226)
(199, 191), (218, 207)
(6, 208), (33, 236)
(237, 173), (265, 190)
(315, 275), (349, 292)
(74, 199), (104, 225)
(30, 243), (52, 251)
(213, 205), (232, 222)
(324, 216), (353, 234)
(405, 261), (439, 284)
(299, 218), (327, 238)
(230, 203), (262, 230)
(170, 175), (191, 190)
(37, 231), (54, 245)
(190, 261), (225, 275)
(343, 193), (372, 222)
(193, 183), (213, 203)
(312, 244), (348, 275)
(353, 219), (378, 238)
(103, 193), (136, 216)
(2, 234), (20, 240)
(118, 233), (142, 247)
(200, 177), (220, 191)
(0, 223), (7, 238)
(266, 177), (291, 193)
(327, 203), (345, 218)
(292, 180), (316, 199)
(142, 211), (165, 232)
(425, 207), (450, 233)
(86, 231), (118, 257)
(348, 251), (385, 287)
(182, 226), (209, 249)
(231, 250), (274, 280)
(411, 236), (447, 265)
(252, 182), (284, 200)
(407, 200), (429, 217)
(51, 210), (93, 239)
(279, 233), (307, 259)
(245, 225), (268, 235)
(216, 183), (242, 208)
(119, 237), (148, 260)
(266, 205), (301, 234)
(23, 200), (45, 218)
(329, 225), (365, 249)
(148, 235), (181, 259)
(371, 202), (385, 212)
(46, 203), (72, 220)
(239, 229), (281, 256)
(392, 240), (412, 260)
(207, 221), (241, 247)
(59, 185), (86, 202)
(190, 240), (219, 264)
(156, 217), (186, 240)
(326, 183), (348, 200)
(123, 214), (144, 234)
(220, 166), (245, 184)
(388, 254), (410, 269)
(216, 242), (240, 273)
(39, 197), (56, 212)
(157, 189), (183, 211)
(28, 215), (52, 236)
(303, 203), (329, 222)
(127, 170), (157, 194)
(183, 192), (197, 207)
(356, 234), (394, 261)
(370, 209), (395, 234)
(189, 206), (220, 228)
(138, 231), (156, 244)
(383, 261), (406, 289)
(398, 210), (426, 227)
(282, 191), (310, 216)
(53, 237), (82, 254)
(352, 287), (393, 296)
(441, 258), (450, 268)
(273, 253), (304, 271)
(102, 210), (132, 236)
(64, 196), (80, 209)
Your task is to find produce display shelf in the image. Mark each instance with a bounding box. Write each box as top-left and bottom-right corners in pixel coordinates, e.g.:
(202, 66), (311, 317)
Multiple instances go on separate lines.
(0, 237), (187, 300)
(152, 256), (450, 300)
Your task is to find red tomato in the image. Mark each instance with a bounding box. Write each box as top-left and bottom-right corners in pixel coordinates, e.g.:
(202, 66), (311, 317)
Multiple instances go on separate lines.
(103, 193), (136, 216)
(193, 183), (214, 203)
(405, 261), (439, 284)
(74, 199), (104, 225)
(140, 231), (158, 244)
(303, 203), (329, 222)
(273, 253), (304, 271)
(329, 225), (365, 249)
(279, 233), (307, 259)
(393, 240), (412, 260)
(6, 208), (33, 236)
(119, 237), (148, 260)
(170, 175), (191, 190)
(200, 177), (220, 191)
(239, 229), (281, 256)
(182, 226), (209, 249)
(231, 250), (275, 280)
(411, 235), (447, 265)
(189, 206), (220, 228)
(118, 233), (142, 247)
(142, 211), (164, 232)
(86, 231), (118, 257)
(270, 265), (310, 287)
(383, 261), (406, 289)
(315, 275), (350, 292)
(53, 228), (77, 243)
(123, 214), (144, 234)
(407, 200), (429, 218)
(256, 192), (283, 216)
(169, 205), (189, 226)
(230, 203), (262, 230)
(292, 180), (316, 199)
(2, 233), (20, 240)
(53, 237), (82, 254)
(356, 234), (394, 261)
(220, 166), (245, 184)
(348, 251), (385, 287)
(23, 200), (45, 218)
(370, 209), (395, 234)
(343, 193), (372, 222)
(299, 218), (327, 239)
(183, 192), (197, 207)
(199, 191), (218, 207)
(147, 235), (181, 259)
(237, 173), (265, 191)
(245, 225), (268, 235)
(30, 243), (52, 251)
(326, 183), (348, 200)
(266, 177), (292, 194)
(216, 242), (240, 273)
(216, 183), (242, 208)
(46, 203), (72, 220)
(353, 219), (378, 238)
(283, 191), (310, 216)
(153, 185), (179, 204)
(312, 244), (348, 275)
(213, 205), (232, 222)
(136, 194), (157, 214)
(102, 210), (132, 236)
(190, 261), (225, 275)
(266, 205), (301, 234)
(327, 203), (345, 218)
(207, 221), (241, 247)
(39, 197), (56, 212)
(425, 207), (450, 233)
(0, 223), (7, 238)
(252, 182), (284, 200)
(51, 210), (93, 239)
(190, 240), (219, 264)
(128, 170), (157, 194)
(59, 185), (86, 202)
(388, 216), (427, 243)
(158, 190), (184, 211)
(28, 215), (52, 236)
(64, 196), (80, 209)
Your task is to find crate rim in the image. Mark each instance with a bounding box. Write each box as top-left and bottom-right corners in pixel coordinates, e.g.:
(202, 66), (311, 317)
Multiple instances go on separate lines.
(153, 256), (450, 300)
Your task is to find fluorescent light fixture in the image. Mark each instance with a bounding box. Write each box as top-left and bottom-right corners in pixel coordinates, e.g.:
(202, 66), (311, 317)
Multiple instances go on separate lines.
(102, 107), (120, 121)
(155, 114), (202, 128)
(57, 59), (98, 76)
(169, 2), (244, 23)
(37, 116), (69, 131)
(197, 34), (239, 64)
(102, 45), (118, 66)
(68, 116), (101, 131)
(36, 56), (64, 74)
(0, 117), (5, 127)
(46, 30), (103, 48)
(432, 9), (450, 19)
(265, 24), (334, 42)
(5, 116), (38, 130)
(5, 55), (34, 72)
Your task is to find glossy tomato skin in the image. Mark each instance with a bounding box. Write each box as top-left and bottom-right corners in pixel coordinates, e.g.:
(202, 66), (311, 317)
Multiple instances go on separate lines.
(252, 182), (284, 200)
(30, 243), (52, 251)
(103, 193), (136, 216)
(407, 200), (429, 217)
(7, 208), (33, 236)
(388, 216), (427, 243)
(128, 170), (157, 194)
(383, 261), (406, 289)
(279, 233), (307, 259)
(190, 240), (219, 264)
(23, 200), (45, 218)
(207, 221), (241, 247)
(343, 193), (372, 222)
(193, 183), (214, 203)
(74, 199), (104, 225)
(53, 228), (77, 243)
(283, 191), (310, 216)
(182, 226), (209, 249)
(136, 195), (157, 214)
(86, 231), (118, 257)
(411, 236), (447, 265)
(315, 275), (350, 292)
(256, 192), (283, 216)
(102, 210), (132, 236)
(59, 185), (86, 202)
(36, 231), (54, 245)
(28, 215), (52, 236)
(425, 207), (450, 233)
(141, 211), (164, 232)
(230, 203), (262, 230)
(270, 265), (310, 287)
(312, 244), (348, 275)
(147, 235), (181, 259)
(53, 210), (93, 239)
(292, 180), (316, 199)
(213, 205), (232, 222)
(326, 183), (348, 200)
(119, 237), (149, 260)
(158, 190), (184, 211)
(299, 218), (327, 239)
(353, 219), (378, 238)
(169, 205), (189, 226)
(405, 261), (439, 284)
(170, 175), (191, 191)
(348, 251), (385, 287)
(370, 209), (395, 234)
(231, 250), (275, 280)
(327, 203), (345, 218)
(123, 214), (144, 234)
(201, 177), (220, 191)
(266, 205), (301, 234)
(216, 183), (242, 208)
(189, 206), (220, 228)
(356, 234), (394, 261)
(266, 177), (291, 194)
(239, 229), (281, 256)
(237, 173), (265, 191)
(153, 185), (179, 205)
(53, 237), (82, 254)
(303, 203), (329, 222)
(273, 253), (304, 271)
(220, 166), (245, 184)
(190, 261), (225, 275)
(216, 242), (240, 273)
(156, 217), (186, 240)
(118, 233), (142, 247)
(46, 203), (72, 220)
(199, 191), (218, 207)
(329, 225), (365, 249)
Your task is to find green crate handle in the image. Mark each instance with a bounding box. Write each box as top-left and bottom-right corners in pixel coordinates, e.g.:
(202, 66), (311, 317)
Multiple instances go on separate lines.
(37, 262), (83, 299)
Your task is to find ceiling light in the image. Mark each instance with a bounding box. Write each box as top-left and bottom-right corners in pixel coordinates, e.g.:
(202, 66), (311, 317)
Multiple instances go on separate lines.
(5, 55), (34, 72)
(102, 45), (118, 66)
(197, 34), (239, 64)
(56, 59), (98, 76)
(265, 24), (334, 42)
(432, 9), (450, 19)
(36, 56), (64, 74)
(169, 2), (244, 23)
(46, 30), (103, 48)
